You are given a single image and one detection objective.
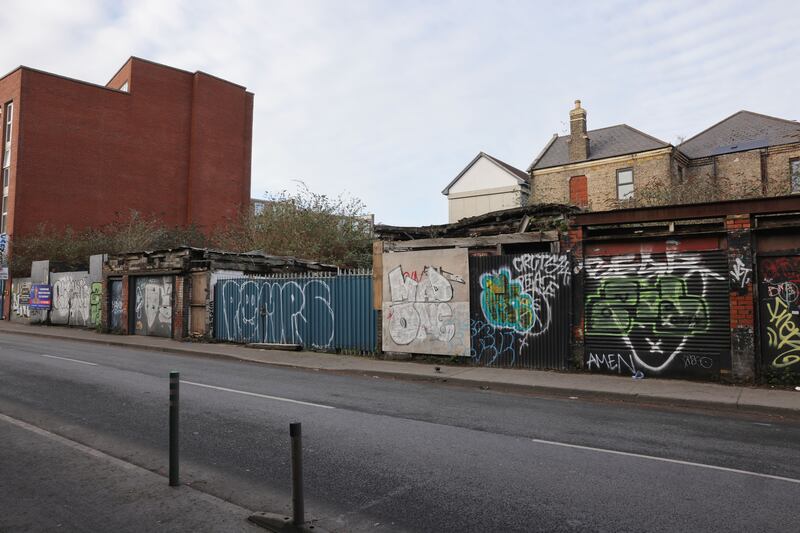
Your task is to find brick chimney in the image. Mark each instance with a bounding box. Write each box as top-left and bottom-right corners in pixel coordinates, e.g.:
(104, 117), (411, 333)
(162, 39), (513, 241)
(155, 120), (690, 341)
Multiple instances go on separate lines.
(568, 100), (589, 162)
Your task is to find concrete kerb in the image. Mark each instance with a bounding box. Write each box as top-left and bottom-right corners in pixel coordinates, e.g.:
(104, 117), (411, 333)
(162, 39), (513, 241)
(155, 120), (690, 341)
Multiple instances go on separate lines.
(1, 326), (797, 417)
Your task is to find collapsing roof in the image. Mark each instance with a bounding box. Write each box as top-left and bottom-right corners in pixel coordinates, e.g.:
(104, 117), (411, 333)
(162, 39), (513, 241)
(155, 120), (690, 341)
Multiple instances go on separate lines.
(106, 246), (339, 273)
(376, 203), (578, 240)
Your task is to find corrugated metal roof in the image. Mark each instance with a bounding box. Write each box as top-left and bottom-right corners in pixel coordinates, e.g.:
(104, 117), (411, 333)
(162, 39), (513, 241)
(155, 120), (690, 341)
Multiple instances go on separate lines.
(678, 110), (800, 159)
(531, 124), (669, 170)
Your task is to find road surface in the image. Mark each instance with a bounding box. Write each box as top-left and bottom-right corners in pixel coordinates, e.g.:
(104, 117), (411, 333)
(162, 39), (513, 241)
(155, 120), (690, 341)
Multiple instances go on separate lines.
(0, 333), (798, 532)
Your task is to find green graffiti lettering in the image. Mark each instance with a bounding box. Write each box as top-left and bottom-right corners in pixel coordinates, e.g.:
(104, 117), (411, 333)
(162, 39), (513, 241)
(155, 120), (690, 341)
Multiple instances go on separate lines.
(586, 276), (710, 337)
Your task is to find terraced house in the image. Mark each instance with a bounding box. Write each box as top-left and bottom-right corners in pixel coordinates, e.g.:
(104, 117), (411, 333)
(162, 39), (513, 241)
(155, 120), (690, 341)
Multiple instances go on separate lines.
(528, 101), (800, 210)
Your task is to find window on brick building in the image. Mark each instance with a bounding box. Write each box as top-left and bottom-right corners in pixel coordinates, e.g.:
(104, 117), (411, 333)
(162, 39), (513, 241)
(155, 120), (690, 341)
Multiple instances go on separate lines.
(616, 168), (634, 200)
(1, 195), (6, 233)
(2, 101), (12, 233)
(119, 81), (129, 92)
(791, 159), (800, 194)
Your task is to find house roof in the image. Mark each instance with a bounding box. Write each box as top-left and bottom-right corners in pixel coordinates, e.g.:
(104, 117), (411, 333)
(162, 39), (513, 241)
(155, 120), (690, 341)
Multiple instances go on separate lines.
(677, 110), (800, 159)
(529, 124), (670, 171)
(442, 152), (529, 195)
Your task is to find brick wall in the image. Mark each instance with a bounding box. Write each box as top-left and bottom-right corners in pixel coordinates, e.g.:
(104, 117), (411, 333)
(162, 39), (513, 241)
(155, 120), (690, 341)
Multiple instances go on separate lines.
(532, 151), (672, 210)
(725, 214), (755, 381)
(0, 58), (252, 240)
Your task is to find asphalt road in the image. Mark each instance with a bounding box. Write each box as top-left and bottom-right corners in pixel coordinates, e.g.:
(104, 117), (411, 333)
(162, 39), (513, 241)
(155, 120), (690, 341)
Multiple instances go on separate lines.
(0, 332), (798, 532)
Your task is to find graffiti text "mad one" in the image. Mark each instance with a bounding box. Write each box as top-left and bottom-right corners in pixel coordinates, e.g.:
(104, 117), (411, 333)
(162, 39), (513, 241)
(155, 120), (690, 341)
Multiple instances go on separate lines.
(387, 266), (462, 345)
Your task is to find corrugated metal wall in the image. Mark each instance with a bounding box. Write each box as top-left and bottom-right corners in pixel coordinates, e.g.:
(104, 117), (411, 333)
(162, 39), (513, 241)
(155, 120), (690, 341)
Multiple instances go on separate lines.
(469, 253), (572, 369)
(584, 250), (730, 378)
(214, 271), (377, 354)
(757, 255), (800, 377)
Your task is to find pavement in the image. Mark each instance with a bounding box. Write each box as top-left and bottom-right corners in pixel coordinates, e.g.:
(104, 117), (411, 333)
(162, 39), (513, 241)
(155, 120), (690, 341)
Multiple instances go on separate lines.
(0, 412), (261, 532)
(0, 320), (797, 415)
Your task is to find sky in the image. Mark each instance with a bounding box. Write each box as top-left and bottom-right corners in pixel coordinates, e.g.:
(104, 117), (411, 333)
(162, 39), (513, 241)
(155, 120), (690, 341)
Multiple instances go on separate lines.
(1, 0), (798, 226)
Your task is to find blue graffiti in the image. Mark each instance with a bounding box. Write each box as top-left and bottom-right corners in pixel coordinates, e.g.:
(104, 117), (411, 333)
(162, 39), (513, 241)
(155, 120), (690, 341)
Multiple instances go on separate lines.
(479, 268), (535, 333)
(470, 319), (518, 366)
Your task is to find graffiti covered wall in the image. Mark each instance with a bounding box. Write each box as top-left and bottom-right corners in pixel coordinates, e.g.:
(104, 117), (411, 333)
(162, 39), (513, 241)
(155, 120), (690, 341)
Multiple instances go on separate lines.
(10, 277), (32, 322)
(469, 253), (572, 368)
(50, 271), (91, 326)
(758, 256), (800, 375)
(214, 272), (376, 352)
(134, 276), (173, 337)
(584, 251), (730, 378)
(382, 248), (470, 356)
(109, 280), (124, 332)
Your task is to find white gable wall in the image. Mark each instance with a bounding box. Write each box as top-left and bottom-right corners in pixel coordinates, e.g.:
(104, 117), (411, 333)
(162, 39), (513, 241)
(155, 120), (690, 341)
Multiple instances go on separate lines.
(445, 155), (529, 223)
(448, 156), (521, 194)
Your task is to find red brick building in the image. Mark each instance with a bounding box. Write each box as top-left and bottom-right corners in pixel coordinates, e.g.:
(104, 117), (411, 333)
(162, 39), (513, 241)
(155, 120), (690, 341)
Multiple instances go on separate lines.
(0, 56), (253, 242)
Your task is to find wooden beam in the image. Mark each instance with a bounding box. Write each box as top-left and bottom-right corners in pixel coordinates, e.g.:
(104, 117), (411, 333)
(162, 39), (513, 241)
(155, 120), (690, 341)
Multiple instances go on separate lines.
(382, 231), (558, 251)
(372, 241), (384, 310)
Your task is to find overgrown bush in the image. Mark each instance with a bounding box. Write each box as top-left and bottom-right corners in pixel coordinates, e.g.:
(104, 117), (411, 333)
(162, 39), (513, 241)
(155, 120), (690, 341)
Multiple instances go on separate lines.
(213, 182), (374, 268)
(9, 183), (374, 276)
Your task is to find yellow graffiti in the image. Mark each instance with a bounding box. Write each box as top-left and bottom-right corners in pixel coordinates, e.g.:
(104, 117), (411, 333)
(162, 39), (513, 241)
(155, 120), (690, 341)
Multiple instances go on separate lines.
(766, 297), (800, 368)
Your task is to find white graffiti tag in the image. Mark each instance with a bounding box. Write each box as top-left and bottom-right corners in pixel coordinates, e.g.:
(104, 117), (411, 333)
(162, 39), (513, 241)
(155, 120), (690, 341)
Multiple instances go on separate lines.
(387, 265), (462, 345)
(218, 279), (335, 348)
(730, 257), (752, 289)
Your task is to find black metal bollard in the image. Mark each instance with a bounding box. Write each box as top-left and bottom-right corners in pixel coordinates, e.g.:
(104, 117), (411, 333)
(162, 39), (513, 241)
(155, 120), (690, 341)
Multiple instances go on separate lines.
(169, 371), (180, 486)
(290, 422), (304, 526)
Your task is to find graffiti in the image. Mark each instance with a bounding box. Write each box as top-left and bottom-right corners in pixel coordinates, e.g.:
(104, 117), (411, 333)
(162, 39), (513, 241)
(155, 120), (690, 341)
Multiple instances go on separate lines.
(480, 269), (534, 333)
(730, 257), (752, 289)
(470, 319), (516, 365)
(382, 249), (470, 356)
(11, 279), (32, 319)
(584, 252), (727, 377)
(135, 277), (172, 337)
(680, 354), (714, 369)
(109, 280), (124, 332)
(587, 352), (637, 374)
(51, 272), (91, 326)
(759, 256), (800, 373)
(586, 277), (710, 337)
(470, 253), (571, 368)
(387, 265), (462, 344)
(218, 278), (334, 347)
(89, 282), (102, 326)
(766, 281), (798, 304)
(764, 297), (800, 369)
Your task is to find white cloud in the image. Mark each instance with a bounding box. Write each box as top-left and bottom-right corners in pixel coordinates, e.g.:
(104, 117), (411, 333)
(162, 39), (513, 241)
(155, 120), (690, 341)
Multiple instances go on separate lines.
(0, 0), (797, 225)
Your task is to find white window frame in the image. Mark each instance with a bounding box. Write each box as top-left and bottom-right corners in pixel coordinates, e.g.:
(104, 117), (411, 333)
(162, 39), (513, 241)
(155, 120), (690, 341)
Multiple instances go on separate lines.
(616, 168), (634, 200)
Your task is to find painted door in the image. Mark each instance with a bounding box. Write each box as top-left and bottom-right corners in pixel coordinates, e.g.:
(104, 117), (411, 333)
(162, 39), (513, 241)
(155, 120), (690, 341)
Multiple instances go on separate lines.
(469, 253), (572, 368)
(584, 250), (730, 379)
(109, 280), (124, 332)
(757, 256), (800, 378)
(133, 276), (173, 338)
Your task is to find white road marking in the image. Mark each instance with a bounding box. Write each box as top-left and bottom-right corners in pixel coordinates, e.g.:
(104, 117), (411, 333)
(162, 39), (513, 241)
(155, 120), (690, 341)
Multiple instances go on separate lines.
(40, 354), (98, 366)
(180, 380), (335, 409)
(530, 438), (800, 484)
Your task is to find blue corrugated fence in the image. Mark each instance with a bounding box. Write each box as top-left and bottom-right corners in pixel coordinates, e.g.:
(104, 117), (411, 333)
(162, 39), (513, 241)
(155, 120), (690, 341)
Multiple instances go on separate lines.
(213, 270), (377, 354)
